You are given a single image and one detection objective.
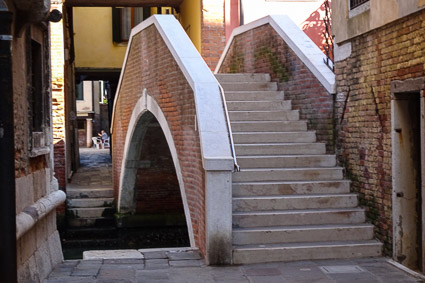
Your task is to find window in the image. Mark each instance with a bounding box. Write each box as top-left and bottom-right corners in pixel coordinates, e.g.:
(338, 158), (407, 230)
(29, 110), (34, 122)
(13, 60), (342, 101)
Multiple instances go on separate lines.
(112, 7), (151, 43)
(76, 81), (83, 100)
(31, 39), (44, 132)
(350, 0), (369, 9)
(27, 27), (51, 155)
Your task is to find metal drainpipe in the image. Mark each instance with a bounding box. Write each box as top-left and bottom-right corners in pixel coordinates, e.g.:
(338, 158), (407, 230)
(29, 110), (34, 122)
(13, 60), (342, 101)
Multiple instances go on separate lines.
(0, 6), (17, 283)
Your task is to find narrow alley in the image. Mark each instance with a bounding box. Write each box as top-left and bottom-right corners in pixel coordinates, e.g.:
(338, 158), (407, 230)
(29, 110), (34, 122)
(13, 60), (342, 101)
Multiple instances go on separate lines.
(62, 148), (114, 259)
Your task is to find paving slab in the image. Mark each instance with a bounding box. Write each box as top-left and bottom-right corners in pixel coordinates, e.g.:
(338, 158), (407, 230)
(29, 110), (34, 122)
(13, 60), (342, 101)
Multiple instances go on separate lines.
(141, 251), (168, 259)
(46, 249), (424, 283)
(144, 259), (170, 270)
(166, 250), (202, 260)
(84, 249), (144, 260)
(169, 259), (204, 267)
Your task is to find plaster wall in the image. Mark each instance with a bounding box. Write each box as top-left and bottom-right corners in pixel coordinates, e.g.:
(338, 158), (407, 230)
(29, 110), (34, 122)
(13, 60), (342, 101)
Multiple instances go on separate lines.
(334, 0), (425, 43)
(73, 7), (127, 68)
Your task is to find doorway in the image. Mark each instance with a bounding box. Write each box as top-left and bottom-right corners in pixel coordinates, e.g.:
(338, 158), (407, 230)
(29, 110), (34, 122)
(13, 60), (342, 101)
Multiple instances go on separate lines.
(391, 78), (425, 272)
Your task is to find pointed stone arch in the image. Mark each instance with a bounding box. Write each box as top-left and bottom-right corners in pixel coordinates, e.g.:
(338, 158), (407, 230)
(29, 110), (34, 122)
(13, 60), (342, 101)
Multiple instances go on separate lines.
(118, 89), (195, 247)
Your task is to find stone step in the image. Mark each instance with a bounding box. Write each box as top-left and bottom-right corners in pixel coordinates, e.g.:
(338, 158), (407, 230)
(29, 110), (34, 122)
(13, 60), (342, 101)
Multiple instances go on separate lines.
(67, 217), (115, 228)
(224, 91), (284, 101)
(233, 167), (343, 182)
(216, 73), (271, 83)
(233, 208), (366, 228)
(231, 121), (307, 132)
(229, 110), (299, 121)
(232, 180), (351, 197)
(233, 131), (317, 144)
(227, 100), (291, 111)
(68, 207), (115, 218)
(67, 198), (114, 208)
(67, 188), (114, 199)
(237, 155), (336, 168)
(233, 194), (358, 212)
(220, 82), (278, 91)
(233, 224), (375, 245)
(235, 143), (326, 158)
(232, 240), (383, 264)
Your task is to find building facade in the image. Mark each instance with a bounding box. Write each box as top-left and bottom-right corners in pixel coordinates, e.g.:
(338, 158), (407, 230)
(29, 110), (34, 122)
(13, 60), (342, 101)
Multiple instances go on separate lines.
(0, 0), (66, 281)
(333, 0), (425, 272)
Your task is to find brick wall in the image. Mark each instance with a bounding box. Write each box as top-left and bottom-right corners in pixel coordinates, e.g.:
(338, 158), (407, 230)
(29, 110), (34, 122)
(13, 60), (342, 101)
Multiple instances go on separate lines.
(218, 23), (334, 152)
(334, 9), (425, 255)
(51, 3), (67, 189)
(201, 0), (226, 70)
(135, 122), (183, 215)
(112, 26), (206, 254)
(11, 13), (64, 281)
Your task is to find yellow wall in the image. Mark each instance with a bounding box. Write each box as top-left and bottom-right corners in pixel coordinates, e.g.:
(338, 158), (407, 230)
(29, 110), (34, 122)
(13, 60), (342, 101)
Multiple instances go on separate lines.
(73, 7), (127, 69)
(179, 0), (201, 52)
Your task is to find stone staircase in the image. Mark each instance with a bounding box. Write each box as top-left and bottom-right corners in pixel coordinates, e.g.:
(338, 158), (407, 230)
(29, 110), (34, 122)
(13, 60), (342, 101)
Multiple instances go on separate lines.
(62, 149), (118, 255)
(215, 73), (382, 264)
(67, 187), (115, 228)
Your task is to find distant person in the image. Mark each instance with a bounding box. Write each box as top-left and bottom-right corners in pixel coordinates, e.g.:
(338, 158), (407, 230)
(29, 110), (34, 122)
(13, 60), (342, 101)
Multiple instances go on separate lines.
(98, 130), (108, 143)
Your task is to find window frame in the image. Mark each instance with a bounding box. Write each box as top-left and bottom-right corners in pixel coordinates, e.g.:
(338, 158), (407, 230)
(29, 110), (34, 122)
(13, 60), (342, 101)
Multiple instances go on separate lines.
(112, 7), (151, 44)
(350, 0), (369, 10)
(27, 25), (51, 156)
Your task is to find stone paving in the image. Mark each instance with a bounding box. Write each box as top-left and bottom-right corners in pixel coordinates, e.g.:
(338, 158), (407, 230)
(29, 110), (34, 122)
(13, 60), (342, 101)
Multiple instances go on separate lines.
(54, 149), (425, 283)
(46, 248), (424, 283)
(69, 148), (112, 188)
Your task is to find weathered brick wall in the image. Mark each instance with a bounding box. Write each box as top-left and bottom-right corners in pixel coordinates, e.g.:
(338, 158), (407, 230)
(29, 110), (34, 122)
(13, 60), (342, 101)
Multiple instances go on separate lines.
(334, 9), (425, 255)
(11, 17), (63, 281)
(201, 0), (225, 70)
(51, 3), (66, 189)
(218, 23), (334, 152)
(112, 26), (206, 253)
(135, 122), (183, 215)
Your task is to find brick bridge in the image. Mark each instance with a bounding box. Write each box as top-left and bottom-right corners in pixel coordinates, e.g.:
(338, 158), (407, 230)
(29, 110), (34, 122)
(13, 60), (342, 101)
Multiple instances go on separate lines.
(111, 14), (382, 265)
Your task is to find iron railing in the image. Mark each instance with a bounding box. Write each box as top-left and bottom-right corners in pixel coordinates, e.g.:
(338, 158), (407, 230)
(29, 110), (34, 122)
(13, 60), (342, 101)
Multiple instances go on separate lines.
(323, 0), (334, 72)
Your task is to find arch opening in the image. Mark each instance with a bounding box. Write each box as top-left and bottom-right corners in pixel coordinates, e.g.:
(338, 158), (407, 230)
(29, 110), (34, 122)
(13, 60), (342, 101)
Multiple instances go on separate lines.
(117, 93), (194, 248)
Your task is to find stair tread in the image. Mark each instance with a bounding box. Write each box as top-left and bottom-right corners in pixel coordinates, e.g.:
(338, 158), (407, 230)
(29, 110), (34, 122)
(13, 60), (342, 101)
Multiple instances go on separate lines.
(233, 223), (374, 232)
(69, 216), (114, 219)
(233, 240), (382, 249)
(238, 154), (335, 158)
(224, 90), (281, 93)
(233, 193), (357, 200)
(68, 207), (114, 210)
(237, 167), (343, 171)
(233, 207), (364, 215)
(235, 142), (320, 145)
(231, 121), (305, 124)
(68, 197), (114, 201)
(229, 110), (296, 113)
(234, 132), (316, 136)
(233, 180), (350, 185)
